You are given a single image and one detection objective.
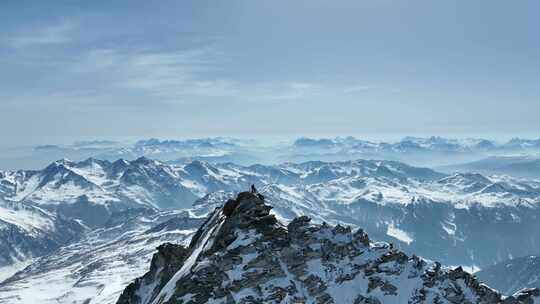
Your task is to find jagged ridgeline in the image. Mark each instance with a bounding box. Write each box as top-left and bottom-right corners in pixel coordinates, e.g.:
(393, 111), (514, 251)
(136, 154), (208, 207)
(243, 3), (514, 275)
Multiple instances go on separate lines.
(118, 193), (540, 304)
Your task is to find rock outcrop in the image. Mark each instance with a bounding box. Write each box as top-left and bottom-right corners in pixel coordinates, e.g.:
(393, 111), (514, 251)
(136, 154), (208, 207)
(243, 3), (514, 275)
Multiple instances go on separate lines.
(117, 192), (540, 304)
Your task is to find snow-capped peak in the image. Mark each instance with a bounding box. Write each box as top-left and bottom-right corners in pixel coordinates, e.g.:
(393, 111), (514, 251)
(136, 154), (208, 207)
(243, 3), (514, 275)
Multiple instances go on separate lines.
(118, 192), (540, 304)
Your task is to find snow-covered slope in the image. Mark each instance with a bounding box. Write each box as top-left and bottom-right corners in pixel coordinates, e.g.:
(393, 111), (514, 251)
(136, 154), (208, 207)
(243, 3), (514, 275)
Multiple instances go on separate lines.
(117, 192), (540, 304)
(0, 197), (84, 270)
(0, 208), (206, 304)
(0, 158), (447, 223)
(1, 158), (202, 210)
(0, 157), (248, 227)
(3, 158), (540, 268)
(256, 172), (540, 267)
(0, 157), (254, 279)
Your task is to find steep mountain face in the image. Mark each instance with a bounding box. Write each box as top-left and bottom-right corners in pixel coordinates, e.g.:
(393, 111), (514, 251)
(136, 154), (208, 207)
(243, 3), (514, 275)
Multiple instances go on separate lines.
(477, 255), (540, 295)
(0, 157), (254, 280)
(0, 158), (244, 226)
(0, 198), (84, 270)
(0, 208), (206, 304)
(117, 192), (540, 304)
(0, 158), (446, 224)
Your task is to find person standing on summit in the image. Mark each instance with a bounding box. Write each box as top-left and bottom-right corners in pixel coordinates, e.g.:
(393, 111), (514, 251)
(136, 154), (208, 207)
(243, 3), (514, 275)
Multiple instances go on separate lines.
(250, 184), (265, 201)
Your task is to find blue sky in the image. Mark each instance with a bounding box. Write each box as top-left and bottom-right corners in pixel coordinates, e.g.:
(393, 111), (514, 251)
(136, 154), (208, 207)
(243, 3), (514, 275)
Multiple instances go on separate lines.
(1, 0), (539, 146)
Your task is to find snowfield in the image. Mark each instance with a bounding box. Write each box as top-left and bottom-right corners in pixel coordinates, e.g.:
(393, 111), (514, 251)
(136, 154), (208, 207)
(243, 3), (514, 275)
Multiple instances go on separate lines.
(0, 209), (203, 304)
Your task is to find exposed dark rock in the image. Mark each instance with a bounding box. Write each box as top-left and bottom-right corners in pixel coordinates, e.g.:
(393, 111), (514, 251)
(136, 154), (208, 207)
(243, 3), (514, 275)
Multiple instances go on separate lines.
(223, 199), (239, 217)
(117, 192), (540, 304)
(117, 243), (189, 304)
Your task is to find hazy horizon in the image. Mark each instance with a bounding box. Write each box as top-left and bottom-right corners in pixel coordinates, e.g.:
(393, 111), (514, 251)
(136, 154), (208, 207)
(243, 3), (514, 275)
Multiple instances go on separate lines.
(2, 132), (540, 150)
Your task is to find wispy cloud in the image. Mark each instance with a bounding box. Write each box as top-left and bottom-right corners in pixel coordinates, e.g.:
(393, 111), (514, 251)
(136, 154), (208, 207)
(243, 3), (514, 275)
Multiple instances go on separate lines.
(71, 47), (238, 101)
(343, 84), (402, 94)
(343, 85), (373, 94)
(120, 50), (238, 98)
(263, 82), (321, 101)
(72, 47), (326, 104)
(2, 18), (356, 106)
(5, 19), (78, 49)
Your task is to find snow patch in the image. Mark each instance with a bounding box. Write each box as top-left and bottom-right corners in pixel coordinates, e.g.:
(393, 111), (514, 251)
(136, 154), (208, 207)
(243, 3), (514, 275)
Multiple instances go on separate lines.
(386, 223), (414, 245)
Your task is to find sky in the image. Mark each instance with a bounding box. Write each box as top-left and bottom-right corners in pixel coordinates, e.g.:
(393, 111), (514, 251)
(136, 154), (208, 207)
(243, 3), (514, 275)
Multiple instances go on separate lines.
(1, 0), (539, 147)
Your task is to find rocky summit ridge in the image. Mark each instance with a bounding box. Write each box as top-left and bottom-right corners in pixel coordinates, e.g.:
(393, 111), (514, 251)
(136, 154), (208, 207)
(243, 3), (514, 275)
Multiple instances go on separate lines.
(117, 192), (540, 304)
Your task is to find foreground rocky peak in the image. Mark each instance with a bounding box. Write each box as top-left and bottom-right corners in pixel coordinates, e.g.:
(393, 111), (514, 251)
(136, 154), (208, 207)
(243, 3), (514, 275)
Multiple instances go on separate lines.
(118, 192), (540, 304)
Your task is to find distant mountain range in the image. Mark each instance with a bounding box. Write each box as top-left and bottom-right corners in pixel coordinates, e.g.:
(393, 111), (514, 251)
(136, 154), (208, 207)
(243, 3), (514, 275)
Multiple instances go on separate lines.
(293, 136), (540, 152)
(2, 157), (540, 303)
(440, 156), (540, 179)
(289, 136), (540, 167)
(2, 136), (540, 170)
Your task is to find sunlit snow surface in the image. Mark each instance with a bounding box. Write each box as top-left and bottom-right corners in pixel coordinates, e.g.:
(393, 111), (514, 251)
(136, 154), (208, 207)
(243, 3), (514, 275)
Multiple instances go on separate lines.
(0, 260), (34, 284)
(0, 210), (201, 304)
(0, 202), (54, 233)
(386, 223), (414, 245)
(2, 158), (539, 211)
